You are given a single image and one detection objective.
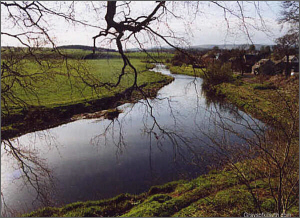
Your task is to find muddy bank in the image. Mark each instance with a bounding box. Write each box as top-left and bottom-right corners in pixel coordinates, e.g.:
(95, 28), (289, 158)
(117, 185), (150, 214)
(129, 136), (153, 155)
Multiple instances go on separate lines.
(71, 108), (123, 121)
(1, 78), (174, 140)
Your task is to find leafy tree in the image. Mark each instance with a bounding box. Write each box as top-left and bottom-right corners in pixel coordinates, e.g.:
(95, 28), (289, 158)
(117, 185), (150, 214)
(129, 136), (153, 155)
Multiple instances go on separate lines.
(171, 50), (193, 66)
(260, 45), (271, 59)
(229, 48), (246, 75)
(248, 44), (256, 54)
(218, 50), (231, 63)
(212, 46), (220, 53)
(275, 33), (298, 77)
(264, 45), (271, 55)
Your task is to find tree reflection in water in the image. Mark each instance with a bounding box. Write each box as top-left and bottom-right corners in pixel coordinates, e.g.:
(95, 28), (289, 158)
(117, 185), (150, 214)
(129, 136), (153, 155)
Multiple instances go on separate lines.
(1, 66), (267, 216)
(1, 131), (59, 216)
(88, 74), (247, 180)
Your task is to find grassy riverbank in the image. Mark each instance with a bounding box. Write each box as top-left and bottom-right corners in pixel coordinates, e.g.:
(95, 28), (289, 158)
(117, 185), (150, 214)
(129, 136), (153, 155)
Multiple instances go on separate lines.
(1, 55), (174, 139)
(23, 168), (298, 217)
(214, 74), (299, 127)
(21, 63), (299, 217)
(165, 63), (205, 77)
(165, 64), (299, 127)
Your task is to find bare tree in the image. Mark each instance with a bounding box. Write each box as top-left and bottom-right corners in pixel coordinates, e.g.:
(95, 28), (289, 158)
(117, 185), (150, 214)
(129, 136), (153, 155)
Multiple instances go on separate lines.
(2, 1), (293, 216)
(275, 1), (299, 78)
(278, 1), (299, 34)
(196, 88), (299, 216)
(275, 33), (299, 77)
(1, 1), (275, 98)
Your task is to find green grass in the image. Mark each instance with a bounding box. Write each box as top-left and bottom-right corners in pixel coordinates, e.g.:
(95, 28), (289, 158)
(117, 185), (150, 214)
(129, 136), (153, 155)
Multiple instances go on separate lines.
(252, 82), (277, 90)
(2, 58), (171, 110)
(59, 49), (173, 60)
(1, 53), (174, 139)
(24, 193), (147, 217)
(165, 63), (205, 77)
(2, 49), (173, 109)
(126, 51), (173, 60)
(56, 49), (173, 60)
(214, 78), (298, 126)
(22, 169), (299, 217)
(2, 47), (173, 61)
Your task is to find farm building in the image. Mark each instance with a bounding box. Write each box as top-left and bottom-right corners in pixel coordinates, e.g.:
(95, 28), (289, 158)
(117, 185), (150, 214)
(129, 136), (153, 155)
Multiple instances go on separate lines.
(252, 59), (276, 75)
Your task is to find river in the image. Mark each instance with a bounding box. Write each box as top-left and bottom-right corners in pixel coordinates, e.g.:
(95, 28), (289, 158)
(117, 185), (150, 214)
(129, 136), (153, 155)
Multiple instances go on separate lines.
(1, 64), (263, 216)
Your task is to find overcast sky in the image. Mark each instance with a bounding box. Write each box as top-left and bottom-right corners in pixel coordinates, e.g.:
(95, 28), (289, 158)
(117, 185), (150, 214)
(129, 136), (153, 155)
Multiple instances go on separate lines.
(1, 1), (290, 49)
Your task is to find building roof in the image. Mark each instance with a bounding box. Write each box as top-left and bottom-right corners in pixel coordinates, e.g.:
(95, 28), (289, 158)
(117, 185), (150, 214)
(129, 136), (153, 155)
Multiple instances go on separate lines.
(282, 55), (299, 63)
(202, 52), (216, 59)
(252, 59), (274, 69)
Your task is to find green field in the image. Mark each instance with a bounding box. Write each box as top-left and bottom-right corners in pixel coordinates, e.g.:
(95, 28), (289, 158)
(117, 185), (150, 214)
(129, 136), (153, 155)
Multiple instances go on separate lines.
(1, 50), (174, 138)
(4, 59), (158, 107)
(2, 50), (174, 109)
(1, 47), (173, 60)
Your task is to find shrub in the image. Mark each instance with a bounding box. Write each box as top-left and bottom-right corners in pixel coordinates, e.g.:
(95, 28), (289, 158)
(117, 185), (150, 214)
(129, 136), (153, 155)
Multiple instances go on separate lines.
(203, 61), (233, 87)
(171, 59), (183, 66)
(170, 51), (192, 66)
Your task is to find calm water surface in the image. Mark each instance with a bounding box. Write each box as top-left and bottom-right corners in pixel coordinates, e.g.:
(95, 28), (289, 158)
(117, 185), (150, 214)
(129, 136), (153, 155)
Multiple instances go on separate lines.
(1, 64), (262, 215)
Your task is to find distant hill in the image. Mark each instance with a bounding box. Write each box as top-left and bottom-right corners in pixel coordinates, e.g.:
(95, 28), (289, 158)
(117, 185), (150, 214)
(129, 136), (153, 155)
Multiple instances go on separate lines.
(57, 45), (117, 52)
(189, 44), (275, 51)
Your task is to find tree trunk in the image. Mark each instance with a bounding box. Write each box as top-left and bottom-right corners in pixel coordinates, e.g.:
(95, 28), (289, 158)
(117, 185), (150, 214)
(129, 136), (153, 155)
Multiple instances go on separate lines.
(285, 54), (290, 78)
(93, 38), (96, 55)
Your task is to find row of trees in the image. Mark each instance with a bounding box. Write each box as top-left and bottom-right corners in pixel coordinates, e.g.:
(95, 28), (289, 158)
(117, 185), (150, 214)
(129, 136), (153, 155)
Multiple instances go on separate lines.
(170, 40), (298, 73)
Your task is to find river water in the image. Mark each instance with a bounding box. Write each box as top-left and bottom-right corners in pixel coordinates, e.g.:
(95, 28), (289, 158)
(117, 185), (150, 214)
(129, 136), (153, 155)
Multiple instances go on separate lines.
(1, 64), (262, 215)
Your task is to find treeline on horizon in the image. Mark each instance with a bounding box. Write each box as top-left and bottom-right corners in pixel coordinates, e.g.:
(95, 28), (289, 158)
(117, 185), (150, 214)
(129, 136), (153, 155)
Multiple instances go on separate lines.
(2, 43), (277, 53)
